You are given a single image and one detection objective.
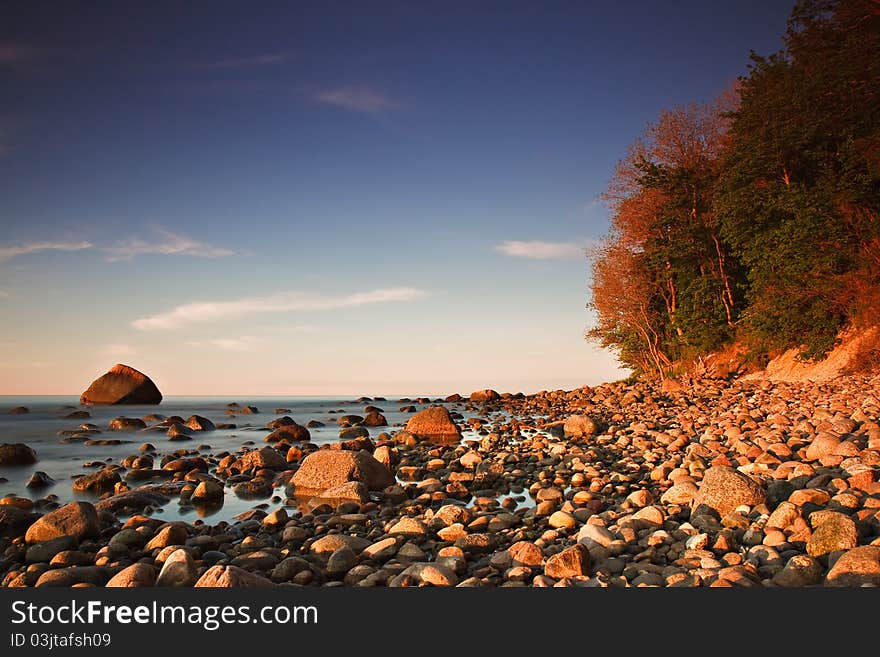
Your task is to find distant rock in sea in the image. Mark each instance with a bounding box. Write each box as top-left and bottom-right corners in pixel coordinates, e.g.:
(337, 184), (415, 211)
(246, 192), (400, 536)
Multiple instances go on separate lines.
(469, 389), (500, 402)
(0, 443), (38, 466)
(80, 363), (162, 405)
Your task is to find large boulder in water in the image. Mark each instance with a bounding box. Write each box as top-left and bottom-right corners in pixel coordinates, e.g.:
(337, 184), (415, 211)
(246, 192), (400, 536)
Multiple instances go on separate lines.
(291, 449), (394, 493)
(0, 443), (37, 465)
(469, 389), (500, 403)
(405, 406), (461, 440)
(72, 468), (122, 495)
(264, 422), (311, 443)
(80, 364), (162, 405)
(232, 446), (289, 473)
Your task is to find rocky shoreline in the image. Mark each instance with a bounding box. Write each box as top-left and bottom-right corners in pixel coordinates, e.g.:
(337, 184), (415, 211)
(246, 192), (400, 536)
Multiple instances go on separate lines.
(2, 376), (880, 587)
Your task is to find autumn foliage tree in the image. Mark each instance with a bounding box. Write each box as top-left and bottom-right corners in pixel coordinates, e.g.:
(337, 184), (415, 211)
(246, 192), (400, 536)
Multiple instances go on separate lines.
(589, 98), (742, 377)
(589, 0), (880, 377)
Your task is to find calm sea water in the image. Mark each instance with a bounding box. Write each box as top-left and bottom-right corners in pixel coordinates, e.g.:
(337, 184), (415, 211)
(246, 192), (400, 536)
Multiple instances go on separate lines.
(0, 395), (490, 523)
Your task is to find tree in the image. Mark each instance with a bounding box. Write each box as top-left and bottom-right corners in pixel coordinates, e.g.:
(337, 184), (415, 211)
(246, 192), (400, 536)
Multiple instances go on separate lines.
(589, 0), (880, 374)
(589, 97), (742, 376)
(715, 0), (880, 358)
(588, 236), (673, 378)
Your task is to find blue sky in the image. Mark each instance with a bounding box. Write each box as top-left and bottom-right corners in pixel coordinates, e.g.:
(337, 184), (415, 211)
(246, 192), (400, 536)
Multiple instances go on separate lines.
(0, 1), (793, 395)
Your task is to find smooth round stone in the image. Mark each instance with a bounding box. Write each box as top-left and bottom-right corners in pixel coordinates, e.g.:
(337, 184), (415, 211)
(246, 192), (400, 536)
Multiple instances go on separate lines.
(548, 511), (577, 530)
(535, 501), (557, 516)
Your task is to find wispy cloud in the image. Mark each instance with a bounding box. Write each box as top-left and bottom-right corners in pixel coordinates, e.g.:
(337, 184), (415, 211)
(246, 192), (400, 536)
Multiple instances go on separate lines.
(133, 287), (428, 331)
(263, 324), (321, 334)
(494, 240), (584, 260)
(191, 52), (291, 69)
(99, 343), (138, 357)
(0, 290), (8, 299)
(313, 87), (399, 113)
(0, 230), (234, 263)
(185, 336), (259, 351)
(102, 229), (234, 262)
(0, 240), (93, 262)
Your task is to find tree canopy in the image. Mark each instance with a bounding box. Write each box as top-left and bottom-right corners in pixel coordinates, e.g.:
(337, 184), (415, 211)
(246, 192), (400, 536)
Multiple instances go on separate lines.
(589, 0), (880, 377)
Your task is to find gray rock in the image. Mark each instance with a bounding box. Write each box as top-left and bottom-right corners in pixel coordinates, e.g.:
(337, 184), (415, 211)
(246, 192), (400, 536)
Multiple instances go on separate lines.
(26, 536), (78, 564)
(691, 466), (765, 518)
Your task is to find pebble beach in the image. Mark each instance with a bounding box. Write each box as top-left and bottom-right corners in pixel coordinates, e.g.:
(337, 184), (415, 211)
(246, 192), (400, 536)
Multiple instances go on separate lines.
(2, 373), (880, 588)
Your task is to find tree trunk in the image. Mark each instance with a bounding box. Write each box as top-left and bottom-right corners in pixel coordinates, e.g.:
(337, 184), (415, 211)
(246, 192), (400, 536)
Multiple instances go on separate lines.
(712, 233), (736, 325)
(666, 261), (683, 336)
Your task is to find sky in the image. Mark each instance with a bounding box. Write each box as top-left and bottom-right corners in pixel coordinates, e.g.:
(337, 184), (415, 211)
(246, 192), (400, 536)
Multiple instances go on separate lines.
(0, 0), (794, 396)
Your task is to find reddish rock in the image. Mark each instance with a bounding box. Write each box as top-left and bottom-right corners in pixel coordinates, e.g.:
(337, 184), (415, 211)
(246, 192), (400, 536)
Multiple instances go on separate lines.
(807, 513), (858, 557)
(469, 389), (500, 403)
(313, 481), (369, 503)
(848, 469), (876, 492)
(404, 406), (461, 439)
(94, 489), (169, 514)
(194, 565), (274, 587)
(372, 445), (396, 468)
(108, 417), (147, 431)
(145, 523), (188, 551)
(25, 502), (99, 543)
(191, 480), (224, 503)
(563, 415), (599, 437)
(106, 563), (156, 587)
(363, 411), (388, 427)
(72, 468), (121, 495)
(162, 457), (209, 473)
(805, 432), (840, 461)
(291, 449), (394, 493)
(390, 562), (458, 587)
(508, 541), (544, 567)
(184, 415), (215, 432)
(80, 364), (162, 405)
(265, 423), (311, 443)
(544, 544), (591, 579)
(825, 546), (880, 587)
(233, 446), (288, 472)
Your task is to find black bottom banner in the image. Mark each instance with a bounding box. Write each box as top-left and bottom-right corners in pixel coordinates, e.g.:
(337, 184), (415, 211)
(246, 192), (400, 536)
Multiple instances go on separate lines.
(0, 587), (874, 653)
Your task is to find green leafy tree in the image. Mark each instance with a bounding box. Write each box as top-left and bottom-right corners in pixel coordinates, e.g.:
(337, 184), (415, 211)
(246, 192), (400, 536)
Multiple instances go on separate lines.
(716, 0), (880, 358)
